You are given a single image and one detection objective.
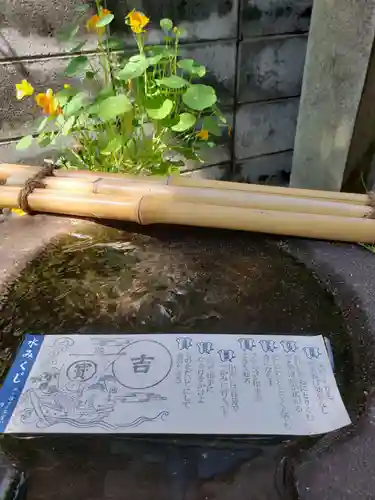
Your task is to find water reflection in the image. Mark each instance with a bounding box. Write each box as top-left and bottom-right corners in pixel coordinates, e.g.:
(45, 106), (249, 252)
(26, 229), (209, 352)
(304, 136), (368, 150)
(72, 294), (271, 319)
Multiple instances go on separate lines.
(0, 223), (355, 499)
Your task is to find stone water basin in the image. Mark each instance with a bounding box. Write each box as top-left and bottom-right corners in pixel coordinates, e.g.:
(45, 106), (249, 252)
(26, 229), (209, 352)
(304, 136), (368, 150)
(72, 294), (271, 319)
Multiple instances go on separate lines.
(0, 215), (373, 500)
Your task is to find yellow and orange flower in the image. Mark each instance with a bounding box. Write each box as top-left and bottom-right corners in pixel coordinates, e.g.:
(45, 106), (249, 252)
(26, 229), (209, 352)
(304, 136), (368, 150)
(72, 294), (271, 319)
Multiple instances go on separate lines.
(35, 89), (62, 116)
(15, 80), (34, 100)
(126, 10), (150, 34)
(196, 128), (209, 141)
(86, 8), (112, 35)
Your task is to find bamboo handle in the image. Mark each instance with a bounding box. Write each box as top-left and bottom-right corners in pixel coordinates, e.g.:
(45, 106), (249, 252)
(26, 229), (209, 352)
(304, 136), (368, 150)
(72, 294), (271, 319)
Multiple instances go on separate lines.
(1, 185), (375, 243)
(139, 196), (375, 243)
(0, 163), (370, 205)
(0, 187), (141, 221)
(31, 177), (372, 218)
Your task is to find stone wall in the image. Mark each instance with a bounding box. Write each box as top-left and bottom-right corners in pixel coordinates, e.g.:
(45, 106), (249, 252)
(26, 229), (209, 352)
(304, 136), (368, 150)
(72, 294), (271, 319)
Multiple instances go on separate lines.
(0, 0), (312, 182)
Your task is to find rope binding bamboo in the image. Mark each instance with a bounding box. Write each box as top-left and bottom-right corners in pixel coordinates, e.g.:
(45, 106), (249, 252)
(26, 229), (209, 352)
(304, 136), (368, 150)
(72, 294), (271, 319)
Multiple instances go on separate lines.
(16, 164), (55, 214)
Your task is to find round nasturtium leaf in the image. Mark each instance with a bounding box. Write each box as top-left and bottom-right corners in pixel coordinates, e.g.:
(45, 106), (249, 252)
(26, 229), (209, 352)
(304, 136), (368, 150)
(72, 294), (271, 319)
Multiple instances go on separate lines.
(117, 58), (149, 81)
(171, 113), (196, 132)
(182, 84), (217, 111)
(177, 59), (206, 77)
(95, 13), (114, 28)
(146, 98), (174, 120)
(98, 95), (132, 122)
(156, 75), (189, 89)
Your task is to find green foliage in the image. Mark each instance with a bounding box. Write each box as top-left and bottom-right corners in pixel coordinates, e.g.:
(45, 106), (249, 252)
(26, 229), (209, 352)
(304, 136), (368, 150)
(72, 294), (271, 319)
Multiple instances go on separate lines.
(95, 13), (114, 27)
(64, 56), (89, 77)
(15, 3), (227, 175)
(156, 75), (189, 89)
(98, 95), (132, 121)
(183, 85), (217, 111)
(160, 18), (173, 32)
(171, 113), (196, 132)
(16, 135), (33, 150)
(146, 98), (173, 120)
(177, 59), (206, 77)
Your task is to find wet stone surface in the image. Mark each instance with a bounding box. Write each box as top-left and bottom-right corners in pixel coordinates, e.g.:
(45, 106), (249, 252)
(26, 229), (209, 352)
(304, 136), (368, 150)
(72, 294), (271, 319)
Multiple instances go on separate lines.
(0, 222), (364, 499)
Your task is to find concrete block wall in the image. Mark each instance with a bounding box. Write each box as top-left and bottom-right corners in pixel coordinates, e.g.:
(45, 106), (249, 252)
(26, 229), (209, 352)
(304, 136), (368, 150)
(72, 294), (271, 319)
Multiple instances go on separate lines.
(0, 0), (312, 183)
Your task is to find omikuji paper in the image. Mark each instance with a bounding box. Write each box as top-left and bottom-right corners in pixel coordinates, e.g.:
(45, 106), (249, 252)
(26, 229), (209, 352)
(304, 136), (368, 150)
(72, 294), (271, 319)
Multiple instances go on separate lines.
(0, 334), (351, 435)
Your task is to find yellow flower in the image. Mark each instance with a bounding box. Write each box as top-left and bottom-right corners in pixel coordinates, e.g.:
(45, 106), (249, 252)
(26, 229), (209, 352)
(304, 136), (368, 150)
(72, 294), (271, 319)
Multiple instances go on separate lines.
(126, 10), (150, 34)
(11, 208), (26, 217)
(35, 89), (62, 117)
(196, 129), (209, 141)
(64, 84), (71, 89)
(86, 8), (112, 34)
(15, 80), (34, 100)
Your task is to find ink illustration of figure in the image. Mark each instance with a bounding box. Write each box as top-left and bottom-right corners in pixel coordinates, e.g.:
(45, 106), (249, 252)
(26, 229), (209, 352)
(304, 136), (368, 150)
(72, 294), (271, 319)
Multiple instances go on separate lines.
(15, 339), (173, 431)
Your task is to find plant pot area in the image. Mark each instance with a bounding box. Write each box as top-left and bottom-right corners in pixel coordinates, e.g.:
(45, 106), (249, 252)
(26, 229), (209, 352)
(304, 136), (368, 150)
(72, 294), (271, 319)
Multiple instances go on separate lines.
(0, 216), (375, 499)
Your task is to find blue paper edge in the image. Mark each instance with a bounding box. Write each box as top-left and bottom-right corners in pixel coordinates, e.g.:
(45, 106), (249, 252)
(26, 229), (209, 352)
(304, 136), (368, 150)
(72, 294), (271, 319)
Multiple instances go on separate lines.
(0, 334), (44, 432)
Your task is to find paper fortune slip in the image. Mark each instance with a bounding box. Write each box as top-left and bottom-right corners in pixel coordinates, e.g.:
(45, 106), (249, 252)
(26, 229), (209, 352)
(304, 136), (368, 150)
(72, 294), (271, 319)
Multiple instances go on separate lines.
(0, 334), (351, 435)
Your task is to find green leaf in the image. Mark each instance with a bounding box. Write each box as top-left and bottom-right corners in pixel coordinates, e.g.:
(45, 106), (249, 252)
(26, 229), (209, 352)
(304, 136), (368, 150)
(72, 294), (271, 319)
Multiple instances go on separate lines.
(95, 13), (114, 28)
(160, 18), (173, 32)
(156, 75), (189, 89)
(202, 116), (221, 136)
(62, 116), (75, 135)
(87, 103), (100, 116)
(74, 4), (90, 12)
(37, 117), (49, 133)
(106, 37), (125, 50)
(145, 98), (173, 120)
(55, 114), (65, 127)
(193, 65), (206, 78)
(56, 87), (76, 107)
(64, 55), (89, 77)
(98, 95), (132, 121)
(169, 159), (185, 167)
(147, 54), (164, 65)
(58, 24), (79, 42)
(129, 54), (146, 63)
(216, 112), (227, 124)
(16, 135), (33, 150)
(171, 146), (200, 161)
(160, 115), (179, 128)
(182, 84), (217, 111)
(96, 85), (115, 100)
(171, 113), (196, 132)
(69, 41), (87, 53)
(85, 70), (96, 80)
(146, 46), (175, 58)
(65, 92), (88, 117)
(37, 134), (52, 148)
(117, 58), (149, 80)
(177, 59), (206, 77)
(101, 136), (123, 155)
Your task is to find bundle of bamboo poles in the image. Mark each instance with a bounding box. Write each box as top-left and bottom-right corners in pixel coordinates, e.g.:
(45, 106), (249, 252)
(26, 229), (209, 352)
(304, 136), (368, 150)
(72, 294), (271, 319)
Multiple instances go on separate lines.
(0, 163), (374, 243)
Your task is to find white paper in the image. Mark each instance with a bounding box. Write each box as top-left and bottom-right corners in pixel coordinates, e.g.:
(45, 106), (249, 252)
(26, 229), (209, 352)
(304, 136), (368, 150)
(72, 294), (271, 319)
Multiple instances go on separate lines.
(3, 334), (351, 435)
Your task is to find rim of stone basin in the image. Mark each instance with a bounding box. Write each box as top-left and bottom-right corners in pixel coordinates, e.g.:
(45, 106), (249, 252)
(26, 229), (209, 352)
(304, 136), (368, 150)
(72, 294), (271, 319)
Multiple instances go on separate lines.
(1, 216), (375, 500)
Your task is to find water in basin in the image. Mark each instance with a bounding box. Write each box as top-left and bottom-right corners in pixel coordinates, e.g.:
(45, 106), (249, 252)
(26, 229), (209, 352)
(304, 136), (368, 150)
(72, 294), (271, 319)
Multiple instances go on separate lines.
(0, 222), (361, 499)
